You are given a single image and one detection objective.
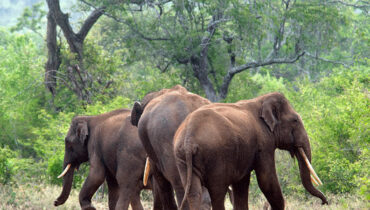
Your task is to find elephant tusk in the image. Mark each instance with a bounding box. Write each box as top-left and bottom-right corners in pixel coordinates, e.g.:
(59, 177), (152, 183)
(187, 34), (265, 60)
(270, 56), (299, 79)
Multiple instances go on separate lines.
(311, 175), (319, 186)
(143, 157), (150, 186)
(298, 148), (323, 185)
(57, 164), (71, 179)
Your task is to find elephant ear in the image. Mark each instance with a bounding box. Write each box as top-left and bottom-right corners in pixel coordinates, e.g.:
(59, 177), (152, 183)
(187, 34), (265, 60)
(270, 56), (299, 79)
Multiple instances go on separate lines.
(131, 102), (143, 126)
(77, 121), (89, 144)
(261, 95), (280, 132)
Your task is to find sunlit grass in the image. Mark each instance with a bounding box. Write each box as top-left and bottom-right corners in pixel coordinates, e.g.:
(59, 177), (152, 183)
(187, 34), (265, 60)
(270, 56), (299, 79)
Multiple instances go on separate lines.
(0, 183), (368, 209)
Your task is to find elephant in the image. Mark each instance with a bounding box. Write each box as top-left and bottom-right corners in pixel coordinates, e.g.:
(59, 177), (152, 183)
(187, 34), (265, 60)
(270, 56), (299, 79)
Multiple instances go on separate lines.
(174, 92), (328, 210)
(54, 108), (157, 210)
(131, 85), (212, 210)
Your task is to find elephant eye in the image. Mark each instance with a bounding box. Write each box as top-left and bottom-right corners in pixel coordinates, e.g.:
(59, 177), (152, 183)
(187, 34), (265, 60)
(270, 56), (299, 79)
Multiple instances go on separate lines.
(291, 116), (299, 123)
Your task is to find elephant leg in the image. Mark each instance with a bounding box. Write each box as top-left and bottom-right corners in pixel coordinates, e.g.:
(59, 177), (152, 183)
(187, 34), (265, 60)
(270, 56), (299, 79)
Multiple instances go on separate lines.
(115, 176), (138, 209)
(152, 165), (178, 210)
(129, 185), (144, 210)
(200, 187), (212, 210)
(255, 155), (284, 210)
(151, 177), (164, 210)
(182, 174), (204, 210)
(231, 173), (251, 210)
(173, 183), (187, 209)
(106, 174), (119, 210)
(207, 185), (228, 210)
(79, 158), (105, 210)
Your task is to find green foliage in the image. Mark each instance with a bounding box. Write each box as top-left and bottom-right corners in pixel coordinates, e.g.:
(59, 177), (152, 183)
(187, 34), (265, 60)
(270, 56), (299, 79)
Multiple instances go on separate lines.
(47, 151), (64, 185)
(288, 64), (369, 194)
(225, 70), (287, 103)
(0, 29), (46, 152)
(0, 147), (15, 184)
(357, 151), (370, 201)
(11, 2), (46, 37)
(8, 158), (47, 184)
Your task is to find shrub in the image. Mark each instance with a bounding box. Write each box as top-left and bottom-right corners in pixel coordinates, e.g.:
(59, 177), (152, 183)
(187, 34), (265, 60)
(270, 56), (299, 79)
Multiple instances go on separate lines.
(0, 147), (15, 184)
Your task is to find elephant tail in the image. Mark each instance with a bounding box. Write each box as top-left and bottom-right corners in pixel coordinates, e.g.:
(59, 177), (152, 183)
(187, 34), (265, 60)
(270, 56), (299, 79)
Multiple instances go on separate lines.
(179, 141), (194, 210)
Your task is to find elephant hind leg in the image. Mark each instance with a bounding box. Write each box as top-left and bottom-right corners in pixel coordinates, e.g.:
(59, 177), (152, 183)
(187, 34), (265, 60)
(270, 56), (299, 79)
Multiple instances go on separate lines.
(231, 173), (251, 210)
(207, 185), (228, 210)
(182, 174), (202, 210)
(106, 174), (119, 210)
(151, 177), (164, 210)
(115, 177), (140, 209)
(129, 184), (144, 210)
(151, 165), (178, 209)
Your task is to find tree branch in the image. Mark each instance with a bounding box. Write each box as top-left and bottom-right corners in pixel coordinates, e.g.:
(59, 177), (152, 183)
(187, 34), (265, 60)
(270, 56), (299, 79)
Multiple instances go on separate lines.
(326, 0), (370, 11)
(231, 51), (305, 75)
(200, 14), (227, 51)
(79, 0), (170, 41)
(46, 0), (104, 57)
(218, 51), (305, 99)
(77, 7), (105, 39)
(305, 51), (352, 67)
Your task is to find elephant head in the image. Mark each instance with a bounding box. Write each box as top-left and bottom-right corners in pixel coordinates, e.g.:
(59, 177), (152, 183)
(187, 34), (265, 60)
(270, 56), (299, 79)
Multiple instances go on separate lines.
(54, 116), (89, 206)
(260, 92), (328, 204)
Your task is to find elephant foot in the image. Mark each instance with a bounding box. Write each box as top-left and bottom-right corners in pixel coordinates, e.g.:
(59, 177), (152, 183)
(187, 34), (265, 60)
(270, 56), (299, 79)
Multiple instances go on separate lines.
(54, 199), (65, 206)
(322, 199), (329, 205)
(82, 204), (96, 210)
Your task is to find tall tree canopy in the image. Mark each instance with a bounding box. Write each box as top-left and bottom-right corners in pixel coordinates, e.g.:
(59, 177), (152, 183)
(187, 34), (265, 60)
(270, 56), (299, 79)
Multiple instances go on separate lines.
(78, 0), (361, 101)
(44, 0), (369, 102)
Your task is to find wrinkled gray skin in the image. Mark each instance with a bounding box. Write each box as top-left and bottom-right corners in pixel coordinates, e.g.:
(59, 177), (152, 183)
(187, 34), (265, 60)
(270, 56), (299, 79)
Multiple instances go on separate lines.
(54, 109), (159, 210)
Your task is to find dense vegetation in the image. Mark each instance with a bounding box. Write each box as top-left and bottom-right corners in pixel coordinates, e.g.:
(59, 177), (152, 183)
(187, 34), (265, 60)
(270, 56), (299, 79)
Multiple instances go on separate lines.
(0, 0), (368, 208)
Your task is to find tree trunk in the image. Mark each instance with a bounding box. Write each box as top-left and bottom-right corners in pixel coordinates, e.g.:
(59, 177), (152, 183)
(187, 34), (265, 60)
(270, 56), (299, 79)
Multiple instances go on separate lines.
(190, 55), (219, 102)
(45, 0), (104, 103)
(45, 11), (61, 96)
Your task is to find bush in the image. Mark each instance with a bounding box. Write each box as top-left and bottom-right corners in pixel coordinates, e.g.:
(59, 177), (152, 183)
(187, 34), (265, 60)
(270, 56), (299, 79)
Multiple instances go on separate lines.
(47, 152), (64, 185)
(0, 147), (15, 184)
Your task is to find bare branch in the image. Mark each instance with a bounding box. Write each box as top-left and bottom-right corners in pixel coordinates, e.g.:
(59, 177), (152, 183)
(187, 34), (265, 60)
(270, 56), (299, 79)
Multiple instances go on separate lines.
(218, 51), (305, 99)
(79, 0), (170, 41)
(77, 7), (105, 39)
(231, 51), (305, 75)
(200, 14), (226, 51)
(326, 0), (370, 11)
(266, 2), (291, 61)
(305, 51), (352, 67)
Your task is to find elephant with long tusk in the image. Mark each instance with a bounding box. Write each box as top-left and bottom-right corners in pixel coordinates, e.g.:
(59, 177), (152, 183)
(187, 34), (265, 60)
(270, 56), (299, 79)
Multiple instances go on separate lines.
(54, 109), (158, 210)
(174, 92), (328, 210)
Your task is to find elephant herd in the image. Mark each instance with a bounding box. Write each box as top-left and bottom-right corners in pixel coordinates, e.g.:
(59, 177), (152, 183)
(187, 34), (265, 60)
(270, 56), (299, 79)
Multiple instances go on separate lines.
(54, 85), (328, 210)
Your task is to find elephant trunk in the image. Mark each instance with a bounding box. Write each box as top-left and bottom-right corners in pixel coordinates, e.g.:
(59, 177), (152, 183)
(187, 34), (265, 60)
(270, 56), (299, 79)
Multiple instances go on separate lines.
(54, 163), (75, 206)
(296, 146), (328, 204)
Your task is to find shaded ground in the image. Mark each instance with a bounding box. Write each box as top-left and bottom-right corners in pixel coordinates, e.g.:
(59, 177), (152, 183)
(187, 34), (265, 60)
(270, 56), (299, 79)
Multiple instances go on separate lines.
(0, 183), (368, 209)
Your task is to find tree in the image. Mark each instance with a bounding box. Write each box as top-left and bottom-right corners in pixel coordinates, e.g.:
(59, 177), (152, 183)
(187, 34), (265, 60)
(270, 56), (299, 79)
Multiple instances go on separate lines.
(80, 0), (347, 101)
(45, 0), (105, 103)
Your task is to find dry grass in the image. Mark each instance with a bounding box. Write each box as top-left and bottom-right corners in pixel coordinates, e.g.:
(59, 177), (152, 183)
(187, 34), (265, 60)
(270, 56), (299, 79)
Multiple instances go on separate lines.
(0, 183), (368, 210)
